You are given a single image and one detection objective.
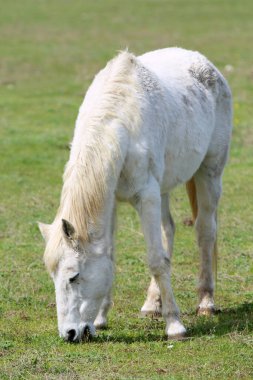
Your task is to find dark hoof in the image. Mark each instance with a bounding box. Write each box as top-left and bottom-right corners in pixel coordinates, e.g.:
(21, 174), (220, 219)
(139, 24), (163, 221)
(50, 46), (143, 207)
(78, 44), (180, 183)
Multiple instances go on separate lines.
(197, 306), (216, 316)
(139, 310), (162, 320)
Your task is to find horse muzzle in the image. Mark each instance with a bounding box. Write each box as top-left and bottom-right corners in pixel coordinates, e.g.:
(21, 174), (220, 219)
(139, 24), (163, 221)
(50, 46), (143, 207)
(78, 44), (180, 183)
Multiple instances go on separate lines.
(63, 322), (96, 343)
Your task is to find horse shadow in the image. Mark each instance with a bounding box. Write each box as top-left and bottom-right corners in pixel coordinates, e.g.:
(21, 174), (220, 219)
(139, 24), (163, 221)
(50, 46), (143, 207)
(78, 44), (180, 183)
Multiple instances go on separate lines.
(95, 302), (253, 344)
(188, 302), (253, 338)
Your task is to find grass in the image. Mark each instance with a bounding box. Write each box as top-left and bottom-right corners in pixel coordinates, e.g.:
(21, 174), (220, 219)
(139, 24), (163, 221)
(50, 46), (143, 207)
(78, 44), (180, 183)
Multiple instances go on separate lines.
(0, 0), (253, 378)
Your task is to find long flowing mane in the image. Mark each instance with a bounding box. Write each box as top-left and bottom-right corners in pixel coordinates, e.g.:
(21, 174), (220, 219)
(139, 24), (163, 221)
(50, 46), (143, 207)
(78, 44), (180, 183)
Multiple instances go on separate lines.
(44, 51), (143, 271)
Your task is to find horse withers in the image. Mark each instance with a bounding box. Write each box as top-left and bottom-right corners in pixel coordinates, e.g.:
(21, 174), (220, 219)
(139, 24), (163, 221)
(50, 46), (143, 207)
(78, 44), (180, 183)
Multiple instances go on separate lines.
(39, 48), (232, 342)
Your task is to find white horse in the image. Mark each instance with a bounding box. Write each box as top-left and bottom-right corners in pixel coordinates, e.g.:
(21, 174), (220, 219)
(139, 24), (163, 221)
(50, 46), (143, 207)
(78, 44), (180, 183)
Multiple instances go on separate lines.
(39, 47), (232, 342)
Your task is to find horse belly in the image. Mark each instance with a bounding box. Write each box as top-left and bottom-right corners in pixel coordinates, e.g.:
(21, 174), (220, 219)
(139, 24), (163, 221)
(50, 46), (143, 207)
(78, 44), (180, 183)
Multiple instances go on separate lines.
(162, 151), (203, 190)
(161, 119), (213, 191)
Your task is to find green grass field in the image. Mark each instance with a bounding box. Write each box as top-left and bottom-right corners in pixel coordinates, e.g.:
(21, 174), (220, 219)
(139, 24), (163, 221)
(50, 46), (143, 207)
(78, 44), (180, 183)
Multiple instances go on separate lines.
(1, 1), (253, 379)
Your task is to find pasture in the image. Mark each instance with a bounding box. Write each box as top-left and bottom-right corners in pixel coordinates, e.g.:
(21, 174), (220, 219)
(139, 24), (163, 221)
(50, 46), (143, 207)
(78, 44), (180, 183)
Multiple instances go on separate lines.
(0, 0), (253, 378)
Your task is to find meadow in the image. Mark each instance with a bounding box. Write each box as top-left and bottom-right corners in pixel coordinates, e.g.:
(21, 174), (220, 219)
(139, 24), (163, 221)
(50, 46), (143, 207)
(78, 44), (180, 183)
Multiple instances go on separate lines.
(0, 0), (253, 379)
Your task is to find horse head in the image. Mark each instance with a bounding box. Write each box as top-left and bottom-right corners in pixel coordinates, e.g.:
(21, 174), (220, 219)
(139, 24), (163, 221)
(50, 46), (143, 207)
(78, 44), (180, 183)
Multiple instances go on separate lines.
(39, 219), (113, 342)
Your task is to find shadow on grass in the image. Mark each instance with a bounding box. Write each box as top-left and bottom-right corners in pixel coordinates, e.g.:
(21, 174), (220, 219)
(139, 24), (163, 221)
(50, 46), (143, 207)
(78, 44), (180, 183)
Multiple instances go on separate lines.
(188, 302), (253, 338)
(94, 303), (253, 343)
(95, 332), (165, 344)
(95, 319), (165, 344)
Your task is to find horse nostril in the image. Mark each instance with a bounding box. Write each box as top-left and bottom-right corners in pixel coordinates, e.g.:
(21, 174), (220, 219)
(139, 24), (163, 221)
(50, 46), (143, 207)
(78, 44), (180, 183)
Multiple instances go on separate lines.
(67, 329), (76, 342)
(82, 325), (92, 342)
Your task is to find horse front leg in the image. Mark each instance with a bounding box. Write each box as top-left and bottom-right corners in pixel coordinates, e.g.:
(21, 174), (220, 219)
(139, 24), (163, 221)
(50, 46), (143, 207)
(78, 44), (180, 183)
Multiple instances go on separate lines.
(133, 178), (186, 339)
(141, 194), (175, 318)
(94, 203), (116, 329)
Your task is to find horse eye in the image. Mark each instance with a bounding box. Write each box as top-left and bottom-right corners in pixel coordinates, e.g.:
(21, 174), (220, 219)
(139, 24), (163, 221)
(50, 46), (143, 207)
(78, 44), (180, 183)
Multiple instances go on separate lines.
(69, 273), (79, 283)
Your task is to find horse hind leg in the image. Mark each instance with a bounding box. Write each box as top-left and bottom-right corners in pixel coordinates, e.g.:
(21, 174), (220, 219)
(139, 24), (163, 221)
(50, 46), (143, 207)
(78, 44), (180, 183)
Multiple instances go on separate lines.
(193, 164), (223, 316)
(94, 294), (113, 329)
(195, 82), (231, 315)
(140, 277), (162, 318)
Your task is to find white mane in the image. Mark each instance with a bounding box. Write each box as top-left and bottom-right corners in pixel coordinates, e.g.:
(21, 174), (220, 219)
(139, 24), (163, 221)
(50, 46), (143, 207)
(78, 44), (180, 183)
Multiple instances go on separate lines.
(44, 51), (143, 271)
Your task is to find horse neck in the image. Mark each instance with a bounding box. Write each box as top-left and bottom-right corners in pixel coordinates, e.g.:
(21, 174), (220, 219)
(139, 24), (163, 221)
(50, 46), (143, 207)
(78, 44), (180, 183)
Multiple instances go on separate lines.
(57, 125), (126, 243)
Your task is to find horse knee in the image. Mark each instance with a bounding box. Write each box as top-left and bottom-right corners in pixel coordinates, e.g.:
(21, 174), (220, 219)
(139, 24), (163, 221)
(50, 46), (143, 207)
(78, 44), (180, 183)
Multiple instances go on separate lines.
(148, 254), (170, 276)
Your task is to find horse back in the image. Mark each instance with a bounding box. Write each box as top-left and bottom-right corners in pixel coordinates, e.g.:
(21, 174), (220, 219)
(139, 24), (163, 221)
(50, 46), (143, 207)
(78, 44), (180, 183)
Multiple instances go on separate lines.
(117, 48), (232, 196)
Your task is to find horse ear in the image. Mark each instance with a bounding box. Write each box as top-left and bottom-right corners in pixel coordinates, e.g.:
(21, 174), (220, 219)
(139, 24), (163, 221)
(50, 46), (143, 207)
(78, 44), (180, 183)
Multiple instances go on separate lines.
(62, 219), (78, 246)
(38, 222), (51, 243)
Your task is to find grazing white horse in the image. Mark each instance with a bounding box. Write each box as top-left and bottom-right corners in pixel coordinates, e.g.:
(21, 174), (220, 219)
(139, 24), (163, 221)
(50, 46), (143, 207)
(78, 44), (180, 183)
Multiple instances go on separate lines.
(39, 48), (232, 342)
